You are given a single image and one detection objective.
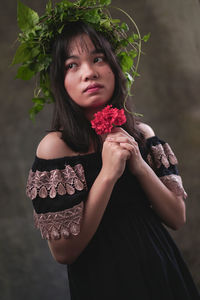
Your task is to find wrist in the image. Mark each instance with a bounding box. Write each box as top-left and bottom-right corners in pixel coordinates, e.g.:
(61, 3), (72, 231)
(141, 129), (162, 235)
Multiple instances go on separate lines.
(98, 168), (118, 186)
(129, 159), (150, 178)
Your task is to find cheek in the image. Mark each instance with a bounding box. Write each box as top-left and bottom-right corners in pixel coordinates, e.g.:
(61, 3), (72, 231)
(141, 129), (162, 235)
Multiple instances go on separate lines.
(64, 75), (73, 96)
(107, 70), (115, 93)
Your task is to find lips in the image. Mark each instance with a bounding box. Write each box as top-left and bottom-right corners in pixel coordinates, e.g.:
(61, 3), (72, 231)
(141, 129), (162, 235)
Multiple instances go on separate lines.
(84, 83), (103, 93)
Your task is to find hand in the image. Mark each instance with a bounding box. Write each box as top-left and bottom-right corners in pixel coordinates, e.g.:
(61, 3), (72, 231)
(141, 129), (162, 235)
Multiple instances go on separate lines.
(101, 134), (132, 182)
(105, 127), (147, 177)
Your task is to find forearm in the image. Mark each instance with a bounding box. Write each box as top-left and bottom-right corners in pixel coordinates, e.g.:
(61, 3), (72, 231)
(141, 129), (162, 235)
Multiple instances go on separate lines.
(136, 162), (186, 230)
(48, 169), (116, 264)
(105, 126), (186, 230)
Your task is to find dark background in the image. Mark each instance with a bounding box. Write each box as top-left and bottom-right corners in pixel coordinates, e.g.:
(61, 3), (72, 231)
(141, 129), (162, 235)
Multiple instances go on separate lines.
(1, 0), (200, 299)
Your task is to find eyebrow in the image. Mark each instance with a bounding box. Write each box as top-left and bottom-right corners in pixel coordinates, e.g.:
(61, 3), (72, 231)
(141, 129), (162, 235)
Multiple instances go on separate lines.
(65, 49), (104, 61)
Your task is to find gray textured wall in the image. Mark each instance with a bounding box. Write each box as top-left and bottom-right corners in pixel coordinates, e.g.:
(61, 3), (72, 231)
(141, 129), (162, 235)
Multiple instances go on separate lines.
(1, 0), (200, 299)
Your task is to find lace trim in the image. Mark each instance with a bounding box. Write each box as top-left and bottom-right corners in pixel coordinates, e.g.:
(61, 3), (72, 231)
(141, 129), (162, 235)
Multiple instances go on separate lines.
(160, 174), (187, 199)
(26, 163), (87, 200)
(33, 202), (84, 240)
(147, 143), (178, 169)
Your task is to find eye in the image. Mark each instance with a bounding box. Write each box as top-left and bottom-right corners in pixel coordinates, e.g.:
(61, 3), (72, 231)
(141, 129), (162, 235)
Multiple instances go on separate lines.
(65, 62), (77, 70)
(94, 57), (104, 63)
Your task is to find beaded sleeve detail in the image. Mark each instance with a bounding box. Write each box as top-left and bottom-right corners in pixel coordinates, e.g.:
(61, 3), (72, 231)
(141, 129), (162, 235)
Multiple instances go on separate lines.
(33, 202), (84, 240)
(26, 163), (87, 200)
(160, 175), (187, 199)
(146, 138), (187, 199)
(26, 161), (88, 240)
(147, 143), (178, 169)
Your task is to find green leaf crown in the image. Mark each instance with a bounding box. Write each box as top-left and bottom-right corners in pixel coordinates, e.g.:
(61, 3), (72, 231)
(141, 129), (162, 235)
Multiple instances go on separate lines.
(12, 0), (150, 119)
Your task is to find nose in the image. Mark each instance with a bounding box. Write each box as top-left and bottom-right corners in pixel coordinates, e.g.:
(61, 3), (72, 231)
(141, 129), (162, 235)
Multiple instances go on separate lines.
(82, 63), (99, 81)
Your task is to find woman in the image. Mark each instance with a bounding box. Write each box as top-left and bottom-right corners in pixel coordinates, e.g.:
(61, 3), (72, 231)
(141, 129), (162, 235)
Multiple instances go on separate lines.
(16, 1), (199, 299)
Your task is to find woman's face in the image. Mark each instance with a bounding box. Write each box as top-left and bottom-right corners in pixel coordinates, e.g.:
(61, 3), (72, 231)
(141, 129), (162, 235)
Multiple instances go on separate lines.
(64, 34), (115, 117)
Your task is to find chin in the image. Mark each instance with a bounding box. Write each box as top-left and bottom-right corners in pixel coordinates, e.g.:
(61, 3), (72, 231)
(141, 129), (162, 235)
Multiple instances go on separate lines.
(90, 100), (108, 108)
(83, 103), (107, 120)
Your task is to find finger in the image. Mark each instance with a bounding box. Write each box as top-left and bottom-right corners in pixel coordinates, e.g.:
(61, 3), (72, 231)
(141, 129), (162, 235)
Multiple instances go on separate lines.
(101, 133), (108, 142)
(119, 142), (135, 154)
(111, 127), (134, 139)
(107, 136), (137, 146)
(106, 132), (124, 140)
(108, 127), (127, 137)
(107, 129), (135, 141)
(123, 149), (132, 160)
(111, 127), (128, 134)
(106, 136), (126, 142)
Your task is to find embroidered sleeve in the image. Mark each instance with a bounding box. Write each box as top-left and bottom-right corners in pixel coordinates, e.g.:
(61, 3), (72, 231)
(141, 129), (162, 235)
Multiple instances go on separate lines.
(146, 137), (187, 199)
(33, 202), (84, 240)
(26, 161), (88, 240)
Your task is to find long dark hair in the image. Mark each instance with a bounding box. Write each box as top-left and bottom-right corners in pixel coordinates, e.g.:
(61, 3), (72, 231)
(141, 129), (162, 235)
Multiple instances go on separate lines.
(50, 21), (143, 153)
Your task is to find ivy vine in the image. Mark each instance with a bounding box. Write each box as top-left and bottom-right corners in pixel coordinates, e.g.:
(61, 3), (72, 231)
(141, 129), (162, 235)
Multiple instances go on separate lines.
(12, 0), (150, 119)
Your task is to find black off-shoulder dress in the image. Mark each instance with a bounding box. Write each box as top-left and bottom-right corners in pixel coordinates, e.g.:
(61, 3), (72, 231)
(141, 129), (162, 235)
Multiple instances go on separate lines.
(26, 136), (200, 300)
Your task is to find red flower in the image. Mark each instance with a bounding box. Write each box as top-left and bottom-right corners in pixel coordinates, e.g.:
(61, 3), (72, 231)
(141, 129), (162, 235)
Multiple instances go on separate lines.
(91, 105), (126, 135)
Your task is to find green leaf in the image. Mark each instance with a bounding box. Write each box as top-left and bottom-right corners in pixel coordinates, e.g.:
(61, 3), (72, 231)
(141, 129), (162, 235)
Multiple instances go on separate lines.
(60, 12), (65, 22)
(12, 43), (29, 65)
(99, 0), (111, 6)
(17, 0), (39, 32)
(112, 19), (121, 24)
(142, 32), (151, 42)
(46, 0), (52, 14)
(83, 11), (101, 24)
(32, 97), (45, 104)
(58, 24), (65, 34)
(58, 0), (73, 9)
(118, 39), (129, 48)
(132, 70), (140, 77)
(129, 50), (138, 59)
(16, 65), (35, 80)
(127, 36), (133, 43)
(133, 34), (139, 40)
(118, 52), (133, 72)
(12, 44), (40, 65)
(100, 19), (111, 29)
(127, 34), (139, 44)
(120, 22), (129, 32)
(30, 62), (44, 73)
(29, 98), (45, 120)
(79, 0), (89, 6)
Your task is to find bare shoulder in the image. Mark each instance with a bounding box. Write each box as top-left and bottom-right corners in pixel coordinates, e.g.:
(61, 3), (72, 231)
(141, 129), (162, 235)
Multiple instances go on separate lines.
(137, 122), (155, 139)
(36, 131), (76, 159)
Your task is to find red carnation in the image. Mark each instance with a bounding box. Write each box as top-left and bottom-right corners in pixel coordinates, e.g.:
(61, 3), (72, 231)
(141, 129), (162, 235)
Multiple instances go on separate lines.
(91, 105), (126, 135)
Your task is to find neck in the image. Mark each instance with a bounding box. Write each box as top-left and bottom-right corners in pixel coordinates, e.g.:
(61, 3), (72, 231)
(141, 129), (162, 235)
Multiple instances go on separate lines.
(83, 105), (106, 121)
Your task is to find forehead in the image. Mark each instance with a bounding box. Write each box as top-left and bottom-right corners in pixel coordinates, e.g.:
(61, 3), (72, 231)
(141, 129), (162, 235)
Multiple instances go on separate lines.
(67, 34), (96, 55)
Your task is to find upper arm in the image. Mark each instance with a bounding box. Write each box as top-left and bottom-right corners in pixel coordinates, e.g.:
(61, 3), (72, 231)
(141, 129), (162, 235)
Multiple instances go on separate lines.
(138, 123), (155, 139)
(36, 132), (75, 159)
(27, 132), (89, 264)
